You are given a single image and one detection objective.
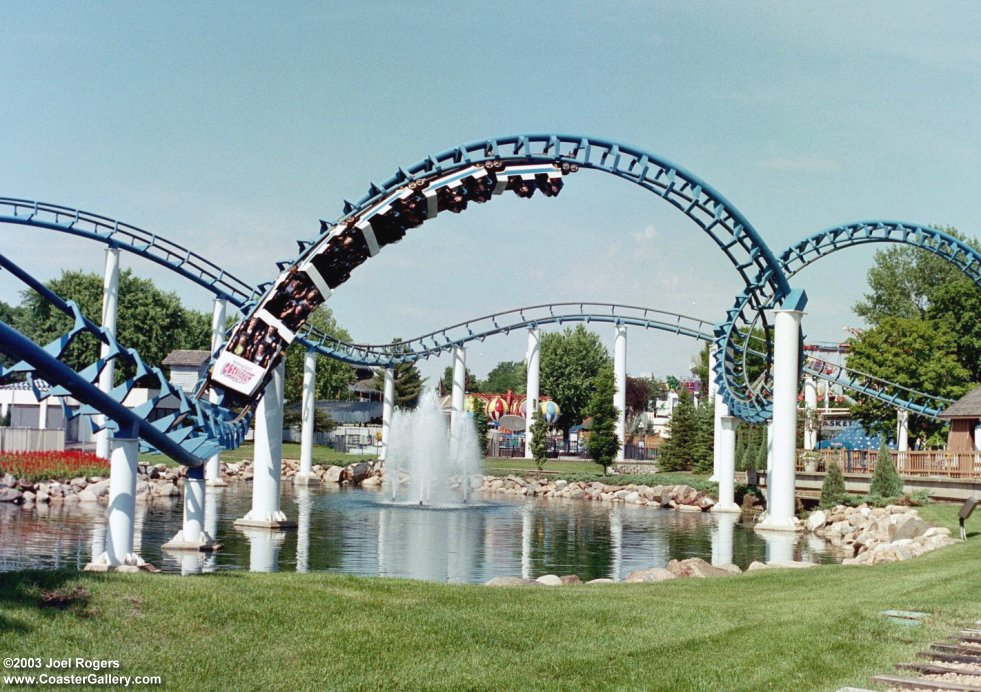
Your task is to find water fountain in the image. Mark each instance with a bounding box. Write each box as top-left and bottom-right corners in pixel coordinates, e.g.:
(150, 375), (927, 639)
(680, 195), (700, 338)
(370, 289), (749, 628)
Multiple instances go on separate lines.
(384, 390), (484, 505)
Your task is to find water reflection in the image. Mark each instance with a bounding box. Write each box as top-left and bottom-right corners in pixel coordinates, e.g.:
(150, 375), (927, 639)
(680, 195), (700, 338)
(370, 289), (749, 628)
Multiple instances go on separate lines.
(0, 485), (849, 580)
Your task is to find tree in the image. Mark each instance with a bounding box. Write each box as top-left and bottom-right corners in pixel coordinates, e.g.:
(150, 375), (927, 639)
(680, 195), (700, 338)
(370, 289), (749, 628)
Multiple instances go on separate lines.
(440, 366), (479, 395)
(846, 317), (971, 438)
(625, 376), (659, 418)
(529, 408), (550, 473)
(371, 339), (425, 409)
(869, 440), (904, 500)
(820, 460), (847, 508)
(0, 300), (23, 367)
(540, 325), (611, 434)
(482, 360), (526, 394)
(693, 399), (715, 474)
(282, 406), (337, 432)
(585, 364), (620, 473)
(14, 269), (210, 380)
(470, 398), (489, 456)
(658, 389), (700, 472)
(283, 307), (358, 403)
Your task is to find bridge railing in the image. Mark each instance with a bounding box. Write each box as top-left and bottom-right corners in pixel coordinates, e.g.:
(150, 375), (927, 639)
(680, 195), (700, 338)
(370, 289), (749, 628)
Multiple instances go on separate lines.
(797, 448), (981, 479)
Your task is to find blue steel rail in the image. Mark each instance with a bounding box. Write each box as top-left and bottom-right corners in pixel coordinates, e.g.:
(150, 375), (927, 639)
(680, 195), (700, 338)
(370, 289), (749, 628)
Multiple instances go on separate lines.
(232, 133), (791, 421)
(0, 197), (260, 307)
(298, 300), (950, 419)
(298, 303), (715, 365)
(0, 252), (249, 466)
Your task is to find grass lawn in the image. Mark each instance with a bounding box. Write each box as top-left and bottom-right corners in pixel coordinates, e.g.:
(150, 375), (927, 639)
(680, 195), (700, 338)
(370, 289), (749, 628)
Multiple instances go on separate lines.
(1, 504), (978, 690)
(139, 443), (374, 467)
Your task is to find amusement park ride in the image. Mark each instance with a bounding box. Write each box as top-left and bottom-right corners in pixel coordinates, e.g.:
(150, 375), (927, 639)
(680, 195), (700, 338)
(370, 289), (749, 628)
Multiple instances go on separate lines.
(2, 133), (980, 567)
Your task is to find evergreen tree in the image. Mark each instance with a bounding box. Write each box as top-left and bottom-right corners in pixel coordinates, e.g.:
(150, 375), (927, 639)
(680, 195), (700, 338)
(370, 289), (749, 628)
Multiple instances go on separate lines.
(371, 339), (425, 409)
(693, 399), (715, 473)
(820, 460), (847, 508)
(585, 365), (620, 474)
(658, 389), (699, 471)
(529, 408), (550, 473)
(869, 440), (904, 499)
(469, 398), (490, 456)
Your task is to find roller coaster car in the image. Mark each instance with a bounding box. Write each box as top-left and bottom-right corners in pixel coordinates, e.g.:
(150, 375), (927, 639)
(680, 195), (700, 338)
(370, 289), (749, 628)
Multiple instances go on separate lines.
(507, 177), (536, 198)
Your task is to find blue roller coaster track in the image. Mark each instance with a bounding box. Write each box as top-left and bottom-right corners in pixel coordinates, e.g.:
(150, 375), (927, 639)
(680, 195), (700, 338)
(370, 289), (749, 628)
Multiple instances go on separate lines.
(2, 135), (977, 462)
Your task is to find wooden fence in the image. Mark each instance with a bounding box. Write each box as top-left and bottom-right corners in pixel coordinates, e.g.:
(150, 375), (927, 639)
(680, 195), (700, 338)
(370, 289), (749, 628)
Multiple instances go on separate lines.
(798, 448), (981, 479)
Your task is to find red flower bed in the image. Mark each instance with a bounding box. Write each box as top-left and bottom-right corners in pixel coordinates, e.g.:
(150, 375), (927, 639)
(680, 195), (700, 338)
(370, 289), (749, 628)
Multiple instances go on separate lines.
(0, 450), (110, 483)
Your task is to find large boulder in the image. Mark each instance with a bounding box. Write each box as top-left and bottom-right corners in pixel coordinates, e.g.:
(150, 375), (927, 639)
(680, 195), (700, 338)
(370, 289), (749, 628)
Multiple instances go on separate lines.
(667, 558), (733, 578)
(0, 487), (23, 503)
(806, 510), (827, 532)
(323, 466), (344, 484)
(535, 574), (563, 586)
(485, 576), (536, 587)
(889, 514), (929, 541)
(625, 567), (677, 583)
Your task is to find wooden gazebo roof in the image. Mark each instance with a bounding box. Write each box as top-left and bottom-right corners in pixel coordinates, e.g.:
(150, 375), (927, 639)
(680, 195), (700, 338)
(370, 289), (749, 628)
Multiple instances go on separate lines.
(939, 386), (981, 420)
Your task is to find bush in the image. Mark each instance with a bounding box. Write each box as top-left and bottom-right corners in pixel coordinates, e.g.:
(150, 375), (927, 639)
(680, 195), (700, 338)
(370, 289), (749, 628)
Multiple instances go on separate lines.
(282, 407), (336, 433)
(820, 460), (847, 508)
(869, 441), (903, 498)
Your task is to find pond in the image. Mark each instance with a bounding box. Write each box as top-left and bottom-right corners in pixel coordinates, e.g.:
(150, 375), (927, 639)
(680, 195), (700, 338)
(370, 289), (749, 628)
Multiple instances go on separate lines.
(0, 483), (849, 580)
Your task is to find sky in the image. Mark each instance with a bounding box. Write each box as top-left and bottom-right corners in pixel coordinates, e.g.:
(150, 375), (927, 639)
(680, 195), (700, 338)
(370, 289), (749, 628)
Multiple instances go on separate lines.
(2, 1), (981, 388)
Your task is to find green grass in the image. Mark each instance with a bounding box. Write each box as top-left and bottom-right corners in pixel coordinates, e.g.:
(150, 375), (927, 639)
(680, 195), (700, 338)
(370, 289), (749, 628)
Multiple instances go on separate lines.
(139, 443), (374, 467)
(2, 505), (979, 691)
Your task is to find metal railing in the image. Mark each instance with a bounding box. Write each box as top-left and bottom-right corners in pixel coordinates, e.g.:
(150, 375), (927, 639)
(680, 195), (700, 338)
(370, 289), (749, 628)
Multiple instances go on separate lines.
(797, 448), (981, 480)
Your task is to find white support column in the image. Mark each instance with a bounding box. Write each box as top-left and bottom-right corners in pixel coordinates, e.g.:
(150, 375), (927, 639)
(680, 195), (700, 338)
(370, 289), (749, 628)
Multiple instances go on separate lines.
(709, 345), (729, 482)
(296, 350), (318, 485)
(803, 376), (818, 451)
(758, 292), (806, 532)
(711, 416), (740, 513)
(206, 298), (228, 486)
(95, 247), (120, 460)
(38, 398), (49, 429)
(765, 420), (774, 508)
(234, 362), (295, 528)
(380, 368), (395, 461)
(897, 410), (910, 452)
(451, 345), (466, 431)
(613, 325), (627, 463)
(163, 465), (219, 551)
(85, 436), (146, 570)
(524, 328), (541, 460)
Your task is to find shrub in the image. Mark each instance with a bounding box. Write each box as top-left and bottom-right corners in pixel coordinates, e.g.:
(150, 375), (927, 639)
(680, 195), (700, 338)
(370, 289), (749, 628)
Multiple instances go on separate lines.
(820, 460), (847, 508)
(869, 441), (904, 498)
(0, 450), (110, 482)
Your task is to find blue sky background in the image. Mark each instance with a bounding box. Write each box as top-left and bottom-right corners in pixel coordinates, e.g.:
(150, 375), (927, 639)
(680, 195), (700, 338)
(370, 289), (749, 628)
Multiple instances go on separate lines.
(2, 1), (980, 386)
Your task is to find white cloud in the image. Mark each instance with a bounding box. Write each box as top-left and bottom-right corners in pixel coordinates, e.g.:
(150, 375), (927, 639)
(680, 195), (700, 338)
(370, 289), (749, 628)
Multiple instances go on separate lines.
(634, 224), (658, 242)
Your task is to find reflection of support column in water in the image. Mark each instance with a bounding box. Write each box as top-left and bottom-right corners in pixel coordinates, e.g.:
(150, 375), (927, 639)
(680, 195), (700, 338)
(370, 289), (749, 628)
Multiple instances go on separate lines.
(95, 247), (120, 460)
(377, 508), (389, 576)
(765, 421), (774, 509)
(711, 416), (741, 513)
(163, 465), (221, 550)
(762, 531), (796, 564)
(711, 513), (738, 567)
(609, 506), (623, 581)
(380, 368), (395, 460)
(242, 527), (286, 572)
(86, 434), (147, 570)
(613, 326), (627, 463)
(803, 376), (818, 451)
(521, 503), (533, 580)
(206, 298), (229, 486)
(758, 292), (805, 532)
(451, 345), (466, 431)
(235, 362), (296, 528)
(524, 328), (541, 459)
(296, 350), (318, 485)
(90, 519), (106, 564)
(295, 484), (313, 573)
